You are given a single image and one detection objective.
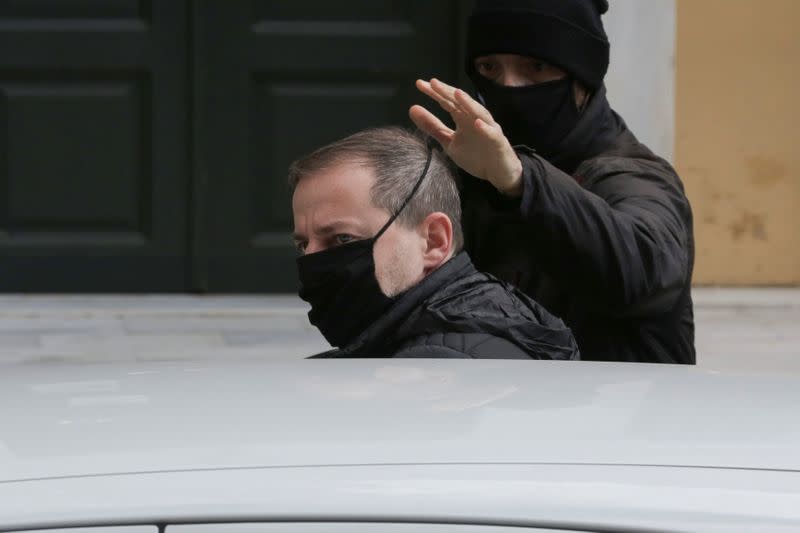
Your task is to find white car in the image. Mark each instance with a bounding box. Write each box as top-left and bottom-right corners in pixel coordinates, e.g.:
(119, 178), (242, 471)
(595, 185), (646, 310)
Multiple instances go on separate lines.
(1, 359), (798, 532)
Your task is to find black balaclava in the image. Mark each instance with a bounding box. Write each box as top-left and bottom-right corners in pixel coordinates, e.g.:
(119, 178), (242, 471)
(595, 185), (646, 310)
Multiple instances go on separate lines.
(466, 0), (610, 157)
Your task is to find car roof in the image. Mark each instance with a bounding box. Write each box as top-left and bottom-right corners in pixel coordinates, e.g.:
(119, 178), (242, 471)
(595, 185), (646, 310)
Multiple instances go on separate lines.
(1, 359), (798, 483)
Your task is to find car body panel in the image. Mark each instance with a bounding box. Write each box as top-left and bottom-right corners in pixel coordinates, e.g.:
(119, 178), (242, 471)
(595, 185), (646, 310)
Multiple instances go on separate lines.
(22, 529), (156, 533)
(172, 526), (575, 533)
(2, 359), (798, 481)
(3, 464), (800, 532)
(1, 359), (799, 531)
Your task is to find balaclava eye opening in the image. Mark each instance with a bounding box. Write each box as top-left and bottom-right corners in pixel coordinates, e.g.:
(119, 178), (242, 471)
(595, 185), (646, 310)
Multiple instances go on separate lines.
(466, 0), (610, 91)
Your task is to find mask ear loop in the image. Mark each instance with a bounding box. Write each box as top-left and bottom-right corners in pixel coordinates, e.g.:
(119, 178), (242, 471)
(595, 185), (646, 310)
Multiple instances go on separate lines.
(373, 142), (434, 241)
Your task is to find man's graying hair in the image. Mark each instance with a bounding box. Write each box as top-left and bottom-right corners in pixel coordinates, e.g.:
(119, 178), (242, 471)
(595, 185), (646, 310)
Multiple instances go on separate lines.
(288, 127), (464, 252)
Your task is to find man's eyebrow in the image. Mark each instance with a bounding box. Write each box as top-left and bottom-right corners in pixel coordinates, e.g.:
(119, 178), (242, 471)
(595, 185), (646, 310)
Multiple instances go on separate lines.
(292, 221), (360, 242)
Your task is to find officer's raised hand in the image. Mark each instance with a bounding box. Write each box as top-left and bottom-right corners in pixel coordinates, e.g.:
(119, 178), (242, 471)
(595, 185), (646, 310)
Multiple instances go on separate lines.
(409, 78), (523, 197)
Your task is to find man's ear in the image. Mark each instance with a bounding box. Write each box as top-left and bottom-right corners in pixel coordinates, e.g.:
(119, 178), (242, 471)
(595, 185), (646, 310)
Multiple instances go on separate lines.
(419, 212), (453, 274)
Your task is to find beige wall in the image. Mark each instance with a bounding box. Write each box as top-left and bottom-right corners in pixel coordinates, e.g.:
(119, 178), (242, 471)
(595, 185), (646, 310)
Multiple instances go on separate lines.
(676, 0), (800, 285)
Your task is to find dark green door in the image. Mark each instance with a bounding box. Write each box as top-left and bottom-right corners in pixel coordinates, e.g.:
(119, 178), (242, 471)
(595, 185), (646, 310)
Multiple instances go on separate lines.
(1, 1), (468, 293)
(192, 1), (469, 292)
(0, 0), (190, 291)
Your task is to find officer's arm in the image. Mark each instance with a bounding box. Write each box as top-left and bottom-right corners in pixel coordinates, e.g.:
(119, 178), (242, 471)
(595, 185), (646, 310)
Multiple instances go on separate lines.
(516, 151), (692, 317)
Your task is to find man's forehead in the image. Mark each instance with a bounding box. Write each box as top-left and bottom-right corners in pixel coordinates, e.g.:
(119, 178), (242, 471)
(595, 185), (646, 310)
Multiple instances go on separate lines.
(299, 159), (375, 195)
(292, 160), (389, 233)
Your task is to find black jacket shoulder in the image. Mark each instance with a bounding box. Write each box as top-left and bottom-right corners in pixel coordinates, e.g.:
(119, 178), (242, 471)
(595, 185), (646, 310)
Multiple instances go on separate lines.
(315, 253), (580, 361)
(394, 333), (532, 359)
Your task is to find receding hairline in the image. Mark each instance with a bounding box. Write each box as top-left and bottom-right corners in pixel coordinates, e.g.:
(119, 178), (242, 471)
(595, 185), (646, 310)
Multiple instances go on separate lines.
(288, 127), (430, 190)
(289, 153), (381, 192)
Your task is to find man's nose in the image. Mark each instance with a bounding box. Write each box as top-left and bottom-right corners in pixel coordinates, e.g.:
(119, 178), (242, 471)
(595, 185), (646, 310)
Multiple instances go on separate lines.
(498, 70), (529, 88)
(304, 239), (324, 255)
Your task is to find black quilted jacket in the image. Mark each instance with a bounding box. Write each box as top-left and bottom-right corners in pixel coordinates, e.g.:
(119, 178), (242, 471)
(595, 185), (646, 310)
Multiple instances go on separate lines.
(310, 252), (579, 360)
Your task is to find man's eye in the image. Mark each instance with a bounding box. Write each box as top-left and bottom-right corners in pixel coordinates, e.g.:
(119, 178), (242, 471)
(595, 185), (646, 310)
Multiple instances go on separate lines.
(476, 61), (496, 74)
(528, 60), (549, 73)
(335, 234), (355, 245)
(528, 60), (552, 74)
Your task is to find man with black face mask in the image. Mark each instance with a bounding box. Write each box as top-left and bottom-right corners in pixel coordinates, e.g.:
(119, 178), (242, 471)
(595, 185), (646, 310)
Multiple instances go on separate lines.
(409, 0), (695, 364)
(290, 127), (579, 360)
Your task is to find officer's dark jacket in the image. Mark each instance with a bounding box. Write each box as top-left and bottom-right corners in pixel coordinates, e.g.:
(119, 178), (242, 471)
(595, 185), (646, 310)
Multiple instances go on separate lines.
(311, 252), (579, 360)
(461, 86), (695, 364)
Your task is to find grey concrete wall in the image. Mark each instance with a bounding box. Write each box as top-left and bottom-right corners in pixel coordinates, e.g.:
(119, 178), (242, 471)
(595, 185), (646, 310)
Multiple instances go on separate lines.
(604, 0), (675, 161)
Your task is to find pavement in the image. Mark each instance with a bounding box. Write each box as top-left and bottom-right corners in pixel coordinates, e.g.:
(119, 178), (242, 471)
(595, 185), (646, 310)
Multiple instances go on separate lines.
(0, 289), (798, 374)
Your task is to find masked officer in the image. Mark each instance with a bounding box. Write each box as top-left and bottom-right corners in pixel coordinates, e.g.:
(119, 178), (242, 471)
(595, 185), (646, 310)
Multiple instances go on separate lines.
(410, 0), (695, 364)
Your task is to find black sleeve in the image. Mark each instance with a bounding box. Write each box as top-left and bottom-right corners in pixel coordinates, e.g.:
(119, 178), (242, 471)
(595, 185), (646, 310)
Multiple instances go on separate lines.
(517, 151), (692, 317)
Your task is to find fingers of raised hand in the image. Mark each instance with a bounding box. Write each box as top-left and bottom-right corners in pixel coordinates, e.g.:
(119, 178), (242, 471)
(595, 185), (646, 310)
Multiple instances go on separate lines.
(429, 79), (473, 121)
(428, 79), (496, 129)
(454, 88), (495, 125)
(409, 105), (455, 147)
(416, 79), (458, 114)
(429, 78), (459, 101)
(417, 79), (472, 120)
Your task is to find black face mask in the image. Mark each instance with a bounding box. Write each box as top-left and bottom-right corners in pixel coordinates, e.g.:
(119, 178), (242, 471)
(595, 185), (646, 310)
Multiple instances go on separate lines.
(295, 146), (433, 348)
(472, 76), (580, 159)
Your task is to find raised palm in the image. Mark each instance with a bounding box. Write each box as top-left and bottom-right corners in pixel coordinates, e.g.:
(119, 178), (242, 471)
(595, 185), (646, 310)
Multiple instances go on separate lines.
(409, 78), (522, 196)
